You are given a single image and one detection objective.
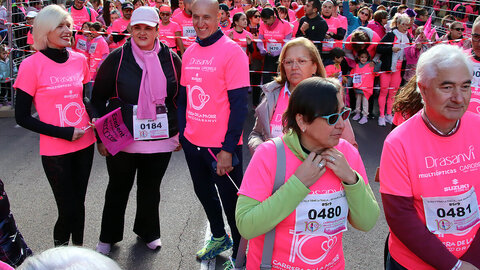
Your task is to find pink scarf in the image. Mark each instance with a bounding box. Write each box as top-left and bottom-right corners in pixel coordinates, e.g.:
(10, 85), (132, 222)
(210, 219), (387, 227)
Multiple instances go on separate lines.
(131, 38), (167, 120)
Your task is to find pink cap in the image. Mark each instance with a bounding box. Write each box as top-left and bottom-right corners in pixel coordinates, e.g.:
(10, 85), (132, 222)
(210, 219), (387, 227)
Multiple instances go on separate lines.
(159, 5), (172, 13)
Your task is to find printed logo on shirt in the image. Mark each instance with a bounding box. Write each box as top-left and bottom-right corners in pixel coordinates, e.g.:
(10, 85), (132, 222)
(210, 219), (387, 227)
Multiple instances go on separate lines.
(443, 179), (470, 193)
(55, 102), (85, 127)
(187, 85), (210, 110)
(418, 146), (476, 179)
(287, 233), (339, 265)
(469, 97), (480, 114)
(64, 90), (79, 100)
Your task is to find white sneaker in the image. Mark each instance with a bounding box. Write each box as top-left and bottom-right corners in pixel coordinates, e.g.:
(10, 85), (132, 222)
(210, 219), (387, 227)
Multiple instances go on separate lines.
(378, 117), (386, 126)
(352, 113), (361, 121)
(96, 241), (111, 255)
(146, 238), (162, 250)
(359, 116), (368, 125)
(385, 114), (393, 124)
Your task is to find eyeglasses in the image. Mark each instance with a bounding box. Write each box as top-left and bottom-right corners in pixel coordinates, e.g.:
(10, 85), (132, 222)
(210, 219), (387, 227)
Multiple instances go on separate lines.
(283, 58), (313, 67)
(472, 33), (480, 42)
(242, 3), (250, 6)
(319, 108), (351, 126)
(359, 11), (369, 16)
(453, 28), (465, 32)
(254, 15), (260, 18)
(160, 12), (171, 16)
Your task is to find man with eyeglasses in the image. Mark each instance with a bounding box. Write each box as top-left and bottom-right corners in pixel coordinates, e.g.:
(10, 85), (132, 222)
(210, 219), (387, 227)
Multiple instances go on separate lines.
(467, 16), (480, 115)
(380, 44), (480, 270)
(296, 0), (328, 53)
(68, 0), (98, 30)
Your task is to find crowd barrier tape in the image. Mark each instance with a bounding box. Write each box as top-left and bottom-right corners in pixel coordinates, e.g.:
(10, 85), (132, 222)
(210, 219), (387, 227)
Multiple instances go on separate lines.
(5, 21), (472, 46)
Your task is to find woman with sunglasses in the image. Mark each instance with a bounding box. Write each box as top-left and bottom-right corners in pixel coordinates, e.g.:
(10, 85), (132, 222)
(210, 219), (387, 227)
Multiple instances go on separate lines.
(342, 1), (372, 35)
(439, 21), (469, 49)
(248, 37), (357, 154)
(237, 77), (379, 270)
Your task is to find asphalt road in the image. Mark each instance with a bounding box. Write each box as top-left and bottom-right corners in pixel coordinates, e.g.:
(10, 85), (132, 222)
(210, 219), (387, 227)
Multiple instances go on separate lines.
(0, 100), (391, 270)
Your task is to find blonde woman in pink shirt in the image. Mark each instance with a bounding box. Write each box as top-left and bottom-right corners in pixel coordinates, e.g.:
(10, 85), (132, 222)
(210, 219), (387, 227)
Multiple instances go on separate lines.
(14, 5), (96, 247)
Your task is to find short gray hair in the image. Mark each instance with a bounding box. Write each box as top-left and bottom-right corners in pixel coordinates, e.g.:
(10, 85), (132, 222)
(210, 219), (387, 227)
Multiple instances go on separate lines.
(33, 5), (73, 50)
(17, 246), (122, 270)
(416, 44), (472, 88)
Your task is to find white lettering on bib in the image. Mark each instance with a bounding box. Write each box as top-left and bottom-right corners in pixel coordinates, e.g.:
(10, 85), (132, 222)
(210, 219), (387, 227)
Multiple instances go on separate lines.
(183, 26), (196, 37)
(267, 42), (282, 54)
(353, 74), (362, 84)
(423, 187), (480, 234)
(295, 190), (349, 236)
(132, 105), (169, 141)
(472, 62), (480, 88)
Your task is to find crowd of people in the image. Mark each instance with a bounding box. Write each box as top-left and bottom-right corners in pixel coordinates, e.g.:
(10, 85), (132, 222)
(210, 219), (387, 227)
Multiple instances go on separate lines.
(2, 0), (480, 269)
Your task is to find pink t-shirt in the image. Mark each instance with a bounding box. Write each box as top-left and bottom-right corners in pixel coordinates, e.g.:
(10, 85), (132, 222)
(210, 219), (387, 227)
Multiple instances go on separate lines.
(322, 16), (343, 51)
(352, 63), (375, 100)
(239, 138), (368, 269)
(14, 52), (96, 156)
(107, 18), (130, 49)
(181, 35), (249, 147)
(27, 30), (33, 45)
(172, 8), (182, 18)
(69, 6), (98, 30)
(380, 111), (480, 269)
(224, 29), (253, 53)
(172, 11), (195, 48)
(73, 34), (90, 60)
(269, 86), (289, 138)
(158, 21), (182, 48)
(88, 36), (109, 79)
(230, 7), (243, 18)
(325, 64), (341, 77)
(468, 51), (480, 114)
(259, 19), (292, 55)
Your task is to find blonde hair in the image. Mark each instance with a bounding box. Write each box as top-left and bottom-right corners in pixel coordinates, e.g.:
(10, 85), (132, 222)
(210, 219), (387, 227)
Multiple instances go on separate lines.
(33, 5), (73, 50)
(390, 13), (410, 29)
(275, 37), (326, 85)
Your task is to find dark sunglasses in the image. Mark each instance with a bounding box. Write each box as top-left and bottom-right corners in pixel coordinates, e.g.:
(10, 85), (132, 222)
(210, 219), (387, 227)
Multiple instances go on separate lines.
(360, 11), (369, 16)
(319, 108), (351, 126)
(453, 28), (465, 31)
(254, 15), (260, 18)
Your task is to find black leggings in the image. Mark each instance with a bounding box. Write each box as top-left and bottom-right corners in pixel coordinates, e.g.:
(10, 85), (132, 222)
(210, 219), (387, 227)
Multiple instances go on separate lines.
(99, 151), (172, 244)
(181, 138), (243, 259)
(41, 144), (94, 246)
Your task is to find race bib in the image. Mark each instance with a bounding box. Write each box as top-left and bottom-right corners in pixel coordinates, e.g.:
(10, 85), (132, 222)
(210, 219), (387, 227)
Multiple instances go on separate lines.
(132, 105), (169, 141)
(76, 39), (87, 52)
(353, 74), (362, 84)
(423, 187), (480, 235)
(183, 25), (196, 37)
(267, 42), (282, 54)
(324, 38), (334, 49)
(472, 62), (480, 88)
(89, 42), (98, 54)
(295, 190), (349, 236)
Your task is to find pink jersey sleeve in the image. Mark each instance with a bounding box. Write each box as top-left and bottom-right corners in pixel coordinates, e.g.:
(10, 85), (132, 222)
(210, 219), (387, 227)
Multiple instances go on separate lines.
(284, 20), (293, 36)
(238, 141), (277, 201)
(338, 139), (368, 184)
(13, 56), (37, 96)
(379, 137), (413, 197)
(225, 43), (250, 90)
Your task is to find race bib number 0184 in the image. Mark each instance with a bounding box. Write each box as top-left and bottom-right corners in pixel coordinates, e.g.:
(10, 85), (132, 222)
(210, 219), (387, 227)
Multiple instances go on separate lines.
(423, 187), (480, 234)
(133, 105), (169, 141)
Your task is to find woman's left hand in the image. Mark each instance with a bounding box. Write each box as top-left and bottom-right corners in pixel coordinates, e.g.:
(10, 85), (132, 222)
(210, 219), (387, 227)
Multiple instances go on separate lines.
(321, 148), (357, 185)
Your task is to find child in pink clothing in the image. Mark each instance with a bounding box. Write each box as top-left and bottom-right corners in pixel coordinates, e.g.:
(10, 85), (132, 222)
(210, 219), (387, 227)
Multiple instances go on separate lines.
(404, 27), (430, 82)
(351, 50), (375, 125)
(73, 22), (93, 60)
(325, 48), (345, 84)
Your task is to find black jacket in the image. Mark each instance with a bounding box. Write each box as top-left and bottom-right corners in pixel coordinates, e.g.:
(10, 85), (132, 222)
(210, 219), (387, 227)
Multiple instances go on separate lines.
(296, 14), (328, 53)
(376, 31), (412, 72)
(91, 40), (182, 139)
